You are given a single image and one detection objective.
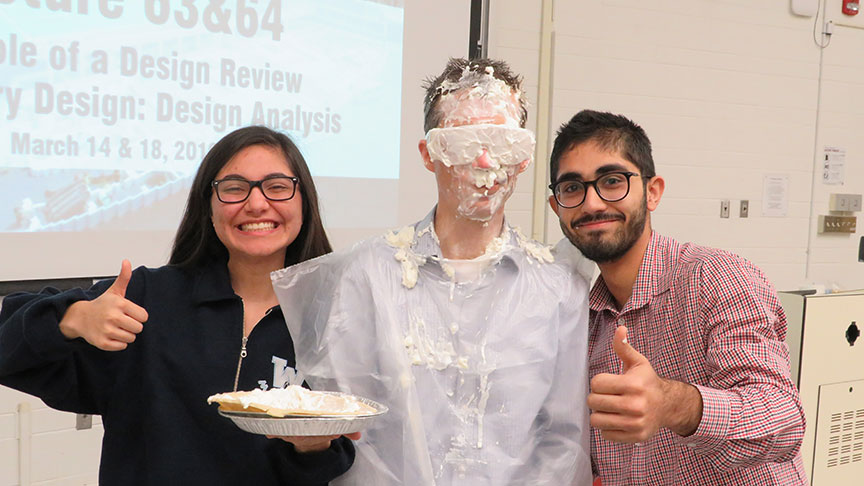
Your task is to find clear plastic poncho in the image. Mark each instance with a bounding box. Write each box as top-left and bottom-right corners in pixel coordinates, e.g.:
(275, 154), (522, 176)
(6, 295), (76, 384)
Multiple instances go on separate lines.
(271, 212), (592, 485)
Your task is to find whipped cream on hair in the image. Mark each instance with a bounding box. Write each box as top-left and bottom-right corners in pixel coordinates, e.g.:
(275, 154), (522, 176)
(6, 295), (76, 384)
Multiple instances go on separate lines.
(435, 65), (524, 128)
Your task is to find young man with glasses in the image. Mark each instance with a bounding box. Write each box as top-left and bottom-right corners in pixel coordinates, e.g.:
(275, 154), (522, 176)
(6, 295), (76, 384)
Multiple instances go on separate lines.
(272, 58), (592, 485)
(548, 109), (806, 485)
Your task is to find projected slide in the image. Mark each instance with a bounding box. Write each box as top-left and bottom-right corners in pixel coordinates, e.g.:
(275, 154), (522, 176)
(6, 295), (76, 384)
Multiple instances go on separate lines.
(0, 0), (403, 233)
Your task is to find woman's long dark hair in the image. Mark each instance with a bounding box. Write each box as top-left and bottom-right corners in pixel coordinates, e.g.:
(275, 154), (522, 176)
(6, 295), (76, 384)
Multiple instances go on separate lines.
(169, 126), (331, 269)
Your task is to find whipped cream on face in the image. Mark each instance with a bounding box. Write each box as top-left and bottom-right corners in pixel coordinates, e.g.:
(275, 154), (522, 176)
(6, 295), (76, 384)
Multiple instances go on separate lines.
(425, 124), (535, 169)
(445, 162), (520, 221)
(454, 182), (514, 221)
(465, 167), (509, 189)
(426, 66), (534, 222)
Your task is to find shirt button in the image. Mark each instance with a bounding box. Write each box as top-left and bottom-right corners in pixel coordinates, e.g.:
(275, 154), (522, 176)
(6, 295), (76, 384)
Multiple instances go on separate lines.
(686, 443), (697, 449)
(617, 318), (625, 326)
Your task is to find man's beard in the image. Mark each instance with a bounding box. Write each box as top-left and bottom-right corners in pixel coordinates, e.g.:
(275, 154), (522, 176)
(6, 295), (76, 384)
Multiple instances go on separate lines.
(561, 197), (648, 263)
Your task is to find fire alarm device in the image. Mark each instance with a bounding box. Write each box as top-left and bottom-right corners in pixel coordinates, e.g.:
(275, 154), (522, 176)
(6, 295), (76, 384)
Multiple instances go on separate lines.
(843, 0), (859, 16)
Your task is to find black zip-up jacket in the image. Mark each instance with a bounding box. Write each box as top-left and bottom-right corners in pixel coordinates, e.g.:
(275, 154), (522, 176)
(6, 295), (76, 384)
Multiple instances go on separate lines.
(0, 262), (354, 485)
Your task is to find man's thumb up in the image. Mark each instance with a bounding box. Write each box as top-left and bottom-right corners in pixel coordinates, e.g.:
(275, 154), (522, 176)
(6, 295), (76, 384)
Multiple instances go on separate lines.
(612, 325), (649, 374)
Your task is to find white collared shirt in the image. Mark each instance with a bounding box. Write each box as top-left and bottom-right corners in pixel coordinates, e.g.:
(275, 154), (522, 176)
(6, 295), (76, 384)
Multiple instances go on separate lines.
(273, 209), (592, 486)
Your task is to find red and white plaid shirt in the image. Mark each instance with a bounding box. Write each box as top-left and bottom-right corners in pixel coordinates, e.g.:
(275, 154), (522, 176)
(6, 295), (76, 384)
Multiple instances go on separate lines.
(588, 232), (807, 485)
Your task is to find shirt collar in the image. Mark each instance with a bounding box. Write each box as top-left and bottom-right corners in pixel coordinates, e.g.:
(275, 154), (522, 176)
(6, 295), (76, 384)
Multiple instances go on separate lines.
(589, 231), (674, 313)
(410, 207), (524, 270)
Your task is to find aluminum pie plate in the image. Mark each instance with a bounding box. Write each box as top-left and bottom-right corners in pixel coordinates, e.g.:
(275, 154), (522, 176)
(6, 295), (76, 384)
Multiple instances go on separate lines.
(217, 392), (388, 436)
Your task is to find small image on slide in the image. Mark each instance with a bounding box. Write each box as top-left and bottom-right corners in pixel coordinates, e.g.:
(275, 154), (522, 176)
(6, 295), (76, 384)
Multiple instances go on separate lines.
(1, 167), (190, 231)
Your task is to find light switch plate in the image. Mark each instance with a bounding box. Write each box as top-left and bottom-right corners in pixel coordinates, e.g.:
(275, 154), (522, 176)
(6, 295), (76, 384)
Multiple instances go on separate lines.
(829, 194), (863, 212)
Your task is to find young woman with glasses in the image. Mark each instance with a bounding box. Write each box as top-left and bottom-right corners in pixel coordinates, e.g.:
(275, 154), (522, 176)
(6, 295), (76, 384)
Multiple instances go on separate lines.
(0, 126), (357, 485)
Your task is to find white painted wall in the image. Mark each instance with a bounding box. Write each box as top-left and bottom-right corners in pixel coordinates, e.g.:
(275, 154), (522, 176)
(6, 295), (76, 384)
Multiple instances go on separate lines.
(541, 0), (815, 289)
(0, 384), (101, 485)
(495, 0), (864, 292)
(808, 0), (864, 290)
(489, 0), (544, 234)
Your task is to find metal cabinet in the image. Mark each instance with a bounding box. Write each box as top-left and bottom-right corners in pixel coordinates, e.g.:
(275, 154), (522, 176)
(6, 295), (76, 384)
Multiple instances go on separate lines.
(780, 290), (864, 485)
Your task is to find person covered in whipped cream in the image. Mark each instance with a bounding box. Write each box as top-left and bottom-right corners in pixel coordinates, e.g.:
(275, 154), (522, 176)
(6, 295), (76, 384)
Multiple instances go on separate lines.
(272, 58), (591, 485)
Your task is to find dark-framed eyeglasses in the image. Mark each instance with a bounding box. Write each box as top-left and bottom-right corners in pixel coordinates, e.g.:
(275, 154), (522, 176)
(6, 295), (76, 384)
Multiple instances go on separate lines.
(549, 171), (640, 209)
(211, 176), (299, 204)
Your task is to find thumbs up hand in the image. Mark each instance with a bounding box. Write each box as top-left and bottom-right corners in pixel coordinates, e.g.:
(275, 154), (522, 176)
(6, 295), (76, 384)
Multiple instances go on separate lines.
(611, 325), (650, 374)
(587, 326), (702, 443)
(59, 260), (149, 351)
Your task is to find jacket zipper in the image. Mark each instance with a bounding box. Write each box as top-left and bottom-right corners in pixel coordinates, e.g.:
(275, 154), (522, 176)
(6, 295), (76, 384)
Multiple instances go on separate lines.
(231, 305), (275, 392)
(232, 301), (247, 392)
(232, 336), (248, 392)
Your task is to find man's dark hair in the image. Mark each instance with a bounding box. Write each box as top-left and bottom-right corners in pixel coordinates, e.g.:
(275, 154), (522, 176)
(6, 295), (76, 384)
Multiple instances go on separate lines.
(169, 125), (331, 270)
(550, 110), (655, 183)
(422, 57), (527, 132)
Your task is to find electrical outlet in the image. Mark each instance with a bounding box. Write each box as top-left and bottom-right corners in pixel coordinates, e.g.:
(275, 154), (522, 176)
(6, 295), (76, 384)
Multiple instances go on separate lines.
(720, 200), (730, 218)
(740, 200), (749, 218)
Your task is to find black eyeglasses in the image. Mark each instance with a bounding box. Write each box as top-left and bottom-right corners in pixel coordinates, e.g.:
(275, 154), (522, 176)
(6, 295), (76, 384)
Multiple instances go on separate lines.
(211, 176), (299, 204)
(549, 171), (640, 208)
